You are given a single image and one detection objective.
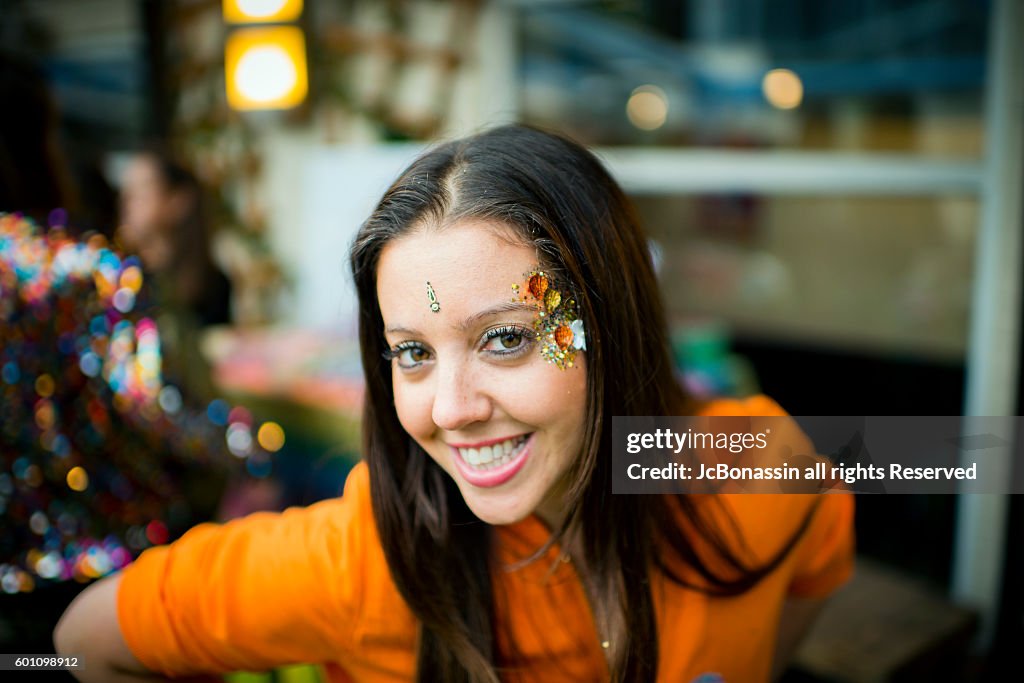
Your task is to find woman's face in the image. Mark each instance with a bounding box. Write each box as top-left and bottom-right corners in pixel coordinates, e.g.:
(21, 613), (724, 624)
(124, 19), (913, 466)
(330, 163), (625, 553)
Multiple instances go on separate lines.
(118, 156), (183, 269)
(376, 219), (587, 526)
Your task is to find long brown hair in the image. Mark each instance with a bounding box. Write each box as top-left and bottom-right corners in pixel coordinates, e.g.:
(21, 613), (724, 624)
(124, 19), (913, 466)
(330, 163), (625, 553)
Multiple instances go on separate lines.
(350, 125), (811, 682)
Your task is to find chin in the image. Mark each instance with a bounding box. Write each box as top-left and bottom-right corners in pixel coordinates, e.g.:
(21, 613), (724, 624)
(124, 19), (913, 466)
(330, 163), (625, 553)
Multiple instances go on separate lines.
(461, 493), (535, 526)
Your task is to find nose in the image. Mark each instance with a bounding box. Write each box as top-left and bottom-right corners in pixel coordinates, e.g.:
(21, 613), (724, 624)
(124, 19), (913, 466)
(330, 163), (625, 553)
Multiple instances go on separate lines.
(431, 360), (493, 432)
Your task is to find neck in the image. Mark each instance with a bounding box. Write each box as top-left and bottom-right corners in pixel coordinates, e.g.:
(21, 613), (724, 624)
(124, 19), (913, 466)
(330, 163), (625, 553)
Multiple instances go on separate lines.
(533, 500), (563, 531)
(533, 470), (574, 531)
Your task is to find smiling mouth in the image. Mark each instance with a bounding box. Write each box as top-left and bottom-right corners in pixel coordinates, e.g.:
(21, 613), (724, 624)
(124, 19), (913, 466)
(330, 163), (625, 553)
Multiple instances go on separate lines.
(453, 434), (531, 471)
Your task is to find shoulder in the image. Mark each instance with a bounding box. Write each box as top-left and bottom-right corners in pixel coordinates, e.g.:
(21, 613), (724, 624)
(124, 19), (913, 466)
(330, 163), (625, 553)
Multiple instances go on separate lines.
(231, 460), (375, 548)
(120, 460), (379, 603)
(694, 394), (789, 418)
(683, 395), (855, 595)
(115, 460), (404, 676)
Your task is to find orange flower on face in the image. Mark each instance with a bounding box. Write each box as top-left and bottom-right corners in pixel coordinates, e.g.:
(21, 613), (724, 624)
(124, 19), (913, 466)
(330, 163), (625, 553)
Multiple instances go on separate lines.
(554, 325), (574, 350)
(528, 273), (548, 300)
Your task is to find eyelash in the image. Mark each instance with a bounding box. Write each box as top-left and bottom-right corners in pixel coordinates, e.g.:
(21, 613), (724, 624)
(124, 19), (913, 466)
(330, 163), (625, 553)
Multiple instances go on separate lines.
(381, 341), (427, 368)
(383, 325), (537, 369)
(482, 325), (536, 359)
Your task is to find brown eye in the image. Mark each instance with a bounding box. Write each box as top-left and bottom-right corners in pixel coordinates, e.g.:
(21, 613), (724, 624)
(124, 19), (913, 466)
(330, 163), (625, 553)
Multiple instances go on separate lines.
(482, 326), (534, 356)
(500, 331), (522, 349)
(389, 342), (432, 368)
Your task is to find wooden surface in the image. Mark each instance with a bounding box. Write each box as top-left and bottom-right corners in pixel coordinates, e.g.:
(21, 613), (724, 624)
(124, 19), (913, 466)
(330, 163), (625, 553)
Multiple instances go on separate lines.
(793, 558), (978, 682)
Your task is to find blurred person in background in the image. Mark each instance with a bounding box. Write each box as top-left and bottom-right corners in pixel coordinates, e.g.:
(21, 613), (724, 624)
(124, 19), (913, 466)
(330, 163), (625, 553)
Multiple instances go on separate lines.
(117, 152), (283, 520)
(117, 151), (234, 401)
(0, 52), (248, 655)
(118, 150), (232, 329)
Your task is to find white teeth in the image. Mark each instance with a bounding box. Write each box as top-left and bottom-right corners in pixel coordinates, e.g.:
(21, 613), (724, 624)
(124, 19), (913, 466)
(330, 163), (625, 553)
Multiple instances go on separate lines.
(457, 435), (528, 471)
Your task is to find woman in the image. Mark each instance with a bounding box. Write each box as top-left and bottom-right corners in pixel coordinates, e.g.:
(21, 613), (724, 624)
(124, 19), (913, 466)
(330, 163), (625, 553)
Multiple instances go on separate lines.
(55, 126), (853, 682)
(117, 151), (233, 400)
(118, 151), (232, 328)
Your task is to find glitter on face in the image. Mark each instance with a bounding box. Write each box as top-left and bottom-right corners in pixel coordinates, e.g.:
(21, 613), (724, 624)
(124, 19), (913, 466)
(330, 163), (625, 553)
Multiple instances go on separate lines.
(544, 289), (561, 312)
(514, 267), (586, 370)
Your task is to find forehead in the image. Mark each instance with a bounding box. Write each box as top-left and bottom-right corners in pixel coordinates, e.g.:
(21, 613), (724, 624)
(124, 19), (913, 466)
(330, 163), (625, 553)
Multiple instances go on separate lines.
(123, 157), (161, 186)
(376, 220), (536, 324)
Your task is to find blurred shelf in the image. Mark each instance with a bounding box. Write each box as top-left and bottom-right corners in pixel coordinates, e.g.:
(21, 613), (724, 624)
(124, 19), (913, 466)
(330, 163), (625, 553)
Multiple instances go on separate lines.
(598, 149), (982, 196)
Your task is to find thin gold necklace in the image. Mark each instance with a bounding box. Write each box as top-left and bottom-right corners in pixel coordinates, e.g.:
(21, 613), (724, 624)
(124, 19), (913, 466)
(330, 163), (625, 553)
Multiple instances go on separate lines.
(559, 552), (612, 652)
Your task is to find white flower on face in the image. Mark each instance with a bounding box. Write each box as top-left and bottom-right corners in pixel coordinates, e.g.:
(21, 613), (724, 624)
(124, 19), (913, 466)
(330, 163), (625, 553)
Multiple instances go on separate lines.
(570, 318), (586, 351)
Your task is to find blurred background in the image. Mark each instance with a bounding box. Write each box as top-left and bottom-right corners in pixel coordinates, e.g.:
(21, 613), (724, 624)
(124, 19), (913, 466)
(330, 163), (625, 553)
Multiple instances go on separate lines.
(0, 0), (1020, 681)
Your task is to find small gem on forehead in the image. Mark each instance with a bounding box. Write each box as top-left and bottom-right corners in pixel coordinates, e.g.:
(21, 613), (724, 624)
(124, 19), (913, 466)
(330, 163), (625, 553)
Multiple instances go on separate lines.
(426, 281), (440, 313)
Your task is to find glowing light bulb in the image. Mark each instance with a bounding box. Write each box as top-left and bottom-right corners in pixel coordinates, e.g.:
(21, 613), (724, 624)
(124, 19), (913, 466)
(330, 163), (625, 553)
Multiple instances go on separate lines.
(223, 0), (302, 23)
(237, 0), (288, 18)
(225, 27), (308, 110)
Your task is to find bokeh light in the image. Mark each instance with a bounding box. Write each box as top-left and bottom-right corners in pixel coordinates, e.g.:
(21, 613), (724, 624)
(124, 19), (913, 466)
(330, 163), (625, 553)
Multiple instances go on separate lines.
(34, 373), (55, 397)
(66, 466), (89, 492)
(145, 520), (169, 546)
(762, 68), (804, 109)
(225, 26), (308, 110)
(257, 421), (286, 452)
(626, 85), (669, 131)
(223, 0), (302, 24)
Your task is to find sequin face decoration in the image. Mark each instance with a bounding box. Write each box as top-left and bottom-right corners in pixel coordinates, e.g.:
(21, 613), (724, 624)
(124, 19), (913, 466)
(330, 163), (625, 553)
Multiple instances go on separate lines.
(528, 273), (548, 300)
(514, 268), (586, 369)
(426, 281), (440, 313)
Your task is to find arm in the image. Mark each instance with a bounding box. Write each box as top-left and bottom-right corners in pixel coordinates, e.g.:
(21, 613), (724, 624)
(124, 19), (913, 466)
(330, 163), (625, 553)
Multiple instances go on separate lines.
(769, 488), (854, 681)
(53, 574), (218, 683)
(53, 465), (373, 680)
(769, 595), (827, 682)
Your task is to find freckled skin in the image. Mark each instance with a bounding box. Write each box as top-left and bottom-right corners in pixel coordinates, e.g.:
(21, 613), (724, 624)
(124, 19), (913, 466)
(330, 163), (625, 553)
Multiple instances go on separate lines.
(376, 220), (587, 526)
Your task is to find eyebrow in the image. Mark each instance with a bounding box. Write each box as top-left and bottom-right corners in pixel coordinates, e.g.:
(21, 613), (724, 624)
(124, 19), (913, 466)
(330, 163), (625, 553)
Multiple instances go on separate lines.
(385, 301), (538, 337)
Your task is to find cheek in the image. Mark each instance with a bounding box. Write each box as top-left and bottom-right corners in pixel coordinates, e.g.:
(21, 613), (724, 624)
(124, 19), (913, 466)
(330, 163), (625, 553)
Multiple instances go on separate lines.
(515, 362), (588, 432)
(392, 375), (434, 439)
(560, 369), (588, 433)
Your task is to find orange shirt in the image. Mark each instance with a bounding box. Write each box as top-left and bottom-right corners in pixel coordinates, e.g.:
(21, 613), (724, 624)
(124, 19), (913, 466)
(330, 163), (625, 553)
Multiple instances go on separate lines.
(118, 396), (854, 682)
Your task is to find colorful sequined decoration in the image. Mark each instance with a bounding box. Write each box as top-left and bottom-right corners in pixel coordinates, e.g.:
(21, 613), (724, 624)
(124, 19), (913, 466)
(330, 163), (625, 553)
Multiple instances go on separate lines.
(513, 268), (586, 369)
(426, 281), (440, 313)
(0, 213), (279, 594)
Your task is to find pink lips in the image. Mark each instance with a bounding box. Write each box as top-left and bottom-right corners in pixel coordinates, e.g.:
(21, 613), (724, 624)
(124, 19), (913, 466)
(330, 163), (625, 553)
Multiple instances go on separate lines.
(450, 434), (534, 488)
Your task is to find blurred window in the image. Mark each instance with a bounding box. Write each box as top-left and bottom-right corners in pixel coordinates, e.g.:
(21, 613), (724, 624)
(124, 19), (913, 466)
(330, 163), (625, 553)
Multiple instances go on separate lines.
(519, 0), (987, 156)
